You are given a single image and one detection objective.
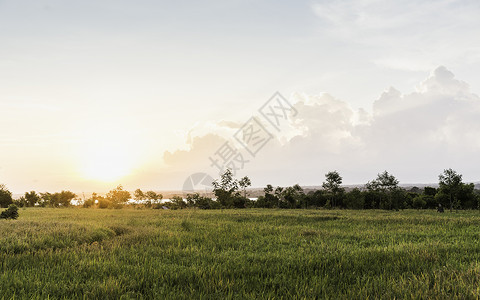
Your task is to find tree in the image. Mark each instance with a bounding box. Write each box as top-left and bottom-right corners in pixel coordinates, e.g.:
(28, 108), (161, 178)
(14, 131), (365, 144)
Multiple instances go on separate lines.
(307, 190), (327, 208)
(438, 168), (463, 211)
(134, 189), (146, 201)
(170, 196), (186, 209)
(212, 169), (242, 208)
(25, 191), (40, 207)
(344, 188), (365, 209)
(186, 193), (219, 209)
(373, 171), (399, 191)
(145, 191), (163, 203)
(412, 195), (427, 209)
(105, 185), (131, 208)
(282, 184), (304, 208)
(58, 191), (76, 207)
(0, 184), (13, 208)
(238, 176), (251, 199)
(458, 183), (478, 209)
(365, 171), (401, 209)
(14, 196), (27, 207)
(322, 171), (344, 208)
(38, 191), (76, 207)
(40, 192), (57, 207)
(256, 184), (279, 208)
(424, 187), (437, 197)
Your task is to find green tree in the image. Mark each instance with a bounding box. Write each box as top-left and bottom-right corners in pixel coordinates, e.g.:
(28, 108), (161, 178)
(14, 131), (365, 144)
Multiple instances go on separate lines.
(256, 184), (279, 208)
(438, 168), (462, 211)
(458, 183), (478, 209)
(344, 188), (365, 209)
(170, 196), (186, 209)
(0, 184), (13, 208)
(238, 176), (252, 199)
(366, 171), (401, 209)
(412, 195), (427, 209)
(25, 191), (40, 207)
(277, 184), (304, 208)
(424, 187), (437, 197)
(212, 169), (242, 208)
(322, 171), (344, 208)
(186, 193), (219, 209)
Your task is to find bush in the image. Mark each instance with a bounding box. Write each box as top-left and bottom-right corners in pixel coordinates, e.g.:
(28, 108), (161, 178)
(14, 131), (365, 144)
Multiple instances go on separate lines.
(0, 204), (19, 220)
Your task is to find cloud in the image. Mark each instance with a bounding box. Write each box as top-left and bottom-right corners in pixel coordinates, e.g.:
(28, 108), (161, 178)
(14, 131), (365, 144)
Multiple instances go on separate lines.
(311, 1), (480, 71)
(163, 133), (227, 170)
(164, 67), (480, 186)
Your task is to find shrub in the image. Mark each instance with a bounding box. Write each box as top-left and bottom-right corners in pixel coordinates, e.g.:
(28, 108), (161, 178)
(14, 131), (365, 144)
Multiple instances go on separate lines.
(0, 204), (19, 220)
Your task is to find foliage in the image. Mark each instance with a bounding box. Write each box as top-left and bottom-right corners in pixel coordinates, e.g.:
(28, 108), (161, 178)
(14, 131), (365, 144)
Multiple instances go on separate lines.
(437, 169), (478, 210)
(0, 204), (19, 220)
(168, 196), (187, 210)
(438, 168), (463, 211)
(344, 188), (364, 209)
(280, 184), (304, 208)
(38, 191), (77, 207)
(366, 171), (402, 210)
(238, 176), (251, 199)
(212, 169), (243, 208)
(255, 185), (280, 208)
(83, 193), (104, 208)
(25, 191), (40, 207)
(133, 189), (145, 201)
(0, 184), (13, 208)
(105, 185), (131, 208)
(145, 191), (162, 202)
(424, 187), (437, 197)
(185, 193), (219, 209)
(412, 195), (427, 209)
(322, 171), (344, 208)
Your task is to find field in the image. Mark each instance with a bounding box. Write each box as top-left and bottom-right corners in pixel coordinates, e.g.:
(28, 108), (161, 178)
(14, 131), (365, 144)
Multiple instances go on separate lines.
(1, 208), (480, 299)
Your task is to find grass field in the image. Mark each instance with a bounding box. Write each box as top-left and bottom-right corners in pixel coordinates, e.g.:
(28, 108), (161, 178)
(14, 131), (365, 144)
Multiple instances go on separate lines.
(1, 208), (480, 299)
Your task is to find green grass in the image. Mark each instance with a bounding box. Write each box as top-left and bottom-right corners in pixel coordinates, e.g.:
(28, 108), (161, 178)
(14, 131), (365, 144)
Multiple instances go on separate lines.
(1, 208), (480, 299)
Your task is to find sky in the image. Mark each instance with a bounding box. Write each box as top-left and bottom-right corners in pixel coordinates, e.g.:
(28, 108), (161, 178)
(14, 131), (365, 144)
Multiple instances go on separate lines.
(1, 0), (480, 194)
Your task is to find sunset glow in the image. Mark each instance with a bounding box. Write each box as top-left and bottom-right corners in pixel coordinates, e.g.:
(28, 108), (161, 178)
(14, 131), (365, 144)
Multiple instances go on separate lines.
(80, 147), (132, 182)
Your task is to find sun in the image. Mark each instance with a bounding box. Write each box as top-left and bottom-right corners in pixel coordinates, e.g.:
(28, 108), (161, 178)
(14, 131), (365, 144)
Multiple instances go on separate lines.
(80, 142), (134, 182)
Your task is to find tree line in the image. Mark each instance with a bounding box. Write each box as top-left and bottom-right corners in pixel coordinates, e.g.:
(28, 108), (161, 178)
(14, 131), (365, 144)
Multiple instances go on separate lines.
(0, 184), (164, 209)
(1, 168), (479, 210)
(182, 168), (479, 211)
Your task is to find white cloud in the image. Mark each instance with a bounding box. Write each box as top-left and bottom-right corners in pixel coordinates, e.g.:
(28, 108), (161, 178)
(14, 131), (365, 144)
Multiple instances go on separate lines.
(164, 67), (480, 186)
